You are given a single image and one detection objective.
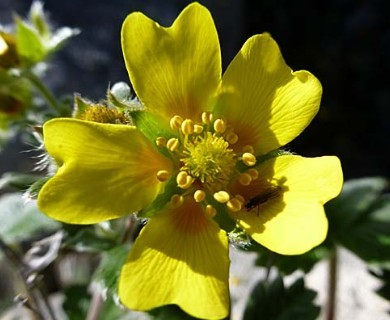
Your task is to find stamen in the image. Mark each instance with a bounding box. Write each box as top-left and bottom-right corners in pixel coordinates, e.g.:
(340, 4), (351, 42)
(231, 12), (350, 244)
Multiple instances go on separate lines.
(156, 170), (170, 182)
(167, 138), (179, 152)
(156, 136), (167, 148)
(246, 168), (259, 180)
(235, 194), (245, 204)
(227, 198), (242, 212)
(170, 115), (183, 130)
(213, 119), (226, 133)
(225, 131), (238, 144)
(242, 145), (255, 154)
(242, 152), (256, 166)
(205, 204), (217, 218)
(170, 194), (184, 208)
(213, 190), (230, 203)
(181, 119), (194, 135)
(238, 173), (252, 186)
(194, 190), (206, 202)
(176, 171), (194, 189)
(194, 124), (204, 134)
(176, 171), (188, 186)
(201, 111), (213, 124)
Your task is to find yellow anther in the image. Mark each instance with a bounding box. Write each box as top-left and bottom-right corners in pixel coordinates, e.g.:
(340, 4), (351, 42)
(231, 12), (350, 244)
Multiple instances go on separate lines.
(225, 131), (239, 144)
(205, 204), (217, 218)
(176, 171), (188, 186)
(238, 173), (252, 186)
(166, 138), (179, 152)
(246, 168), (259, 180)
(227, 198), (242, 212)
(235, 194), (245, 204)
(201, 111), (213, 124)
(194, 190), (206, 202)
(181, 119), (194, 135)
(213, 119), (226, 133)
(176, 171), (194, 189)
(156, 170), (170, 182)
(213, 190), (230, 203)
(194, 124), (204, 134)
(242, 152), (257, 166)
(242, 145), (255, 154)
(157, 170), (170, 182)
(171, 194), (184, 208)
(170, 115), (183, 130)
(155, 136), (167, 148)
(181, 176), (194, 189)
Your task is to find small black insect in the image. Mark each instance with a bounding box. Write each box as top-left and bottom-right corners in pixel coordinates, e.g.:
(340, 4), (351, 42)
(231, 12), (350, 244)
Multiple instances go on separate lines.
(245, 186), (282, 213)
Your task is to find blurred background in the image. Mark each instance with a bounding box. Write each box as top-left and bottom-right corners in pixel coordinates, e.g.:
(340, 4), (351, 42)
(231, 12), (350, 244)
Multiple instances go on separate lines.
(0, 0), (389, 180)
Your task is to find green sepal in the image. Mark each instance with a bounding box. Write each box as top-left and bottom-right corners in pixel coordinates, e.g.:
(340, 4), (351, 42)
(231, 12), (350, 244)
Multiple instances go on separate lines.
(106, 82), (142, 112)
(0, 172), (43, 191)
(29, 1), (51, 39)
(26, 176), (51, 200)
(138, 177), (182, 218)
(72, 93), (96, 118)
(131, 110), (173, 144)
(243, 276), (320, 320)
(15, 15), (46, 65)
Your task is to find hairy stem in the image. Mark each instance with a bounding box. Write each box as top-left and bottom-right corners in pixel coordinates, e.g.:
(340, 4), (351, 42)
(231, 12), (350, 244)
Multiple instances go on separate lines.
(23, 70), (62, 115)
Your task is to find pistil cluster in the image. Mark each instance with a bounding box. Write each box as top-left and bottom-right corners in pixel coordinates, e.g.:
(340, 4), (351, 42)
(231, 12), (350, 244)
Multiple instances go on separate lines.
(155, 112), (260, 217)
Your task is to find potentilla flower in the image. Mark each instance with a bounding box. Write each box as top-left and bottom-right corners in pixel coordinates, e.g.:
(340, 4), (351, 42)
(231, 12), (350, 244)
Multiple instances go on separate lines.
(37, 2), (343, 319)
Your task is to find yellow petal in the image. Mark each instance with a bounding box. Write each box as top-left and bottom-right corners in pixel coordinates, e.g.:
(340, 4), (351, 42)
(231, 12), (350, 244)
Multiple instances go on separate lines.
(230, 155), (343, 254)
(0, 34), (8, 55)
(121, 2), (221, 122)
(217, 34), (322, 155)
(119, 198), (230, 319)
(38, 118), (172, 224)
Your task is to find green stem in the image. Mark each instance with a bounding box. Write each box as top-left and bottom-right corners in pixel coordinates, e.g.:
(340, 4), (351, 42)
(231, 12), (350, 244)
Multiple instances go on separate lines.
(23, 70), (62, 115)
(326, 247), (338, 320)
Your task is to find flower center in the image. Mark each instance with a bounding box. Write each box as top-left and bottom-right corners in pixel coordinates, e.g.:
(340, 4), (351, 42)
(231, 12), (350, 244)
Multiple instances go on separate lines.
(181, 132), (235, 184)
(154, 112), (259, 216)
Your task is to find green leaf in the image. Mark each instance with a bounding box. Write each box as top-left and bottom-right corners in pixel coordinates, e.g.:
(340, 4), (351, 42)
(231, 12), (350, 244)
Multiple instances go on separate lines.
(63, 225), (118, 253)
(0, 172), (43, 191)
(92, 244), (129, 293)
(325, 177), (390, 263)
(149, 305), (209, 320)
(369, 268), (390, 309)
(0, 193), (60, 243)
(243, 276), (320, 320)
(15, 16), (46, 64)
(62, 285), (90, 320)
(249, 241), (329, 275)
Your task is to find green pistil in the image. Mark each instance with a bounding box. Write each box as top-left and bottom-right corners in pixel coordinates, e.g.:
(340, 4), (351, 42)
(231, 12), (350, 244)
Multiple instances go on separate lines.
(181, 132), (235, 184)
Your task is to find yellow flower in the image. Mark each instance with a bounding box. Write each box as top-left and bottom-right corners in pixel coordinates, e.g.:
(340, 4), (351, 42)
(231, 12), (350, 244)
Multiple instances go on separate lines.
(37, 2), (343, 319)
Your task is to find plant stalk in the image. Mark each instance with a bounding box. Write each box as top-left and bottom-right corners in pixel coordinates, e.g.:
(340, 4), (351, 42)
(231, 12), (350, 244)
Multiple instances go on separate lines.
(326, 246), (338, 320)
